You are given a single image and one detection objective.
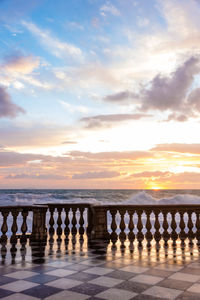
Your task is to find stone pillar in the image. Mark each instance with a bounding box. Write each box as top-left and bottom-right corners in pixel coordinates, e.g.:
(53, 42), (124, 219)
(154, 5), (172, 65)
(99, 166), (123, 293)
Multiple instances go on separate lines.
(30, 206), (47, 242)
(92, 206), (110, 240)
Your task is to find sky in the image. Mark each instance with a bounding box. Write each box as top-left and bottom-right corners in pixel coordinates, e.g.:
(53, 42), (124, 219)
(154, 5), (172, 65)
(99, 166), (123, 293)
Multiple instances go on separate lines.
(1, 0), (200, 189)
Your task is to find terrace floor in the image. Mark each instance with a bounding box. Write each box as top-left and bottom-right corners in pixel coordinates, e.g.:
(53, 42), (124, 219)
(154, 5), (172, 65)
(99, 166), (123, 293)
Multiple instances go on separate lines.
(1, 235), (200, 299)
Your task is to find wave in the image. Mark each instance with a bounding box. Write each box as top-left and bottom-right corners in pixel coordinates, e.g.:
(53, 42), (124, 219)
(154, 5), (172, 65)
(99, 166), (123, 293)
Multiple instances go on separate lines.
(124, 191), (200, 205)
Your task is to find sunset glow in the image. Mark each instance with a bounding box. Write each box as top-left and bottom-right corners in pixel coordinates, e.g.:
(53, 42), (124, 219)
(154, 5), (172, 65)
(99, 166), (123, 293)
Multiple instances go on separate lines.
(1, 0), (200, 189)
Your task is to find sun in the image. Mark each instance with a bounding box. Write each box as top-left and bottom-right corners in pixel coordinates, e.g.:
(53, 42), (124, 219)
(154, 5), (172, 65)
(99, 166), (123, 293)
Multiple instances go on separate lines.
(147, 183), (164, 190)
(152, 186), (160, 190)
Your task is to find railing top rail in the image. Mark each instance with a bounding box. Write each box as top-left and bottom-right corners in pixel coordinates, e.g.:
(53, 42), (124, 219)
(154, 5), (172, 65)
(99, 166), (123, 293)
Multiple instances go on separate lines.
(92, 204), (200, 209)
(46, 203), (92, 208)
(0, 205), (48, 209)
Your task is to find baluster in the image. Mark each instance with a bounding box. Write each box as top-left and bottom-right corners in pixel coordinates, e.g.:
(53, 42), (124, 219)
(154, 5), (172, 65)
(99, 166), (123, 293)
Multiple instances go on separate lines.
(171, 211), (178, 246)
(20, 242), (27, 262)
(145, 210), (152, 247)
(110, 208), (118, 245)
(64, 207), (70, 239)
(1, 210), (9, 241)
(128, 210), (135, 245)
(195, 209), (200, 247)
(56, 207), (63, 236)
(119, 209), (126, 247)
(10, 242), (17, 264)
(188, 210), (194, 246)
(1, 241), (7, 264)
(49, 207), (55, 234)
(163, 211), (170, 246)
(137, 209), (144, 247)
(154, 210), (161, 244)
(20, 210), (28, 242)
(71, 207), (77, 236)
(11, 210), (19, 243)
(79, 207), (85, 236)
(179, 210), (186, 248)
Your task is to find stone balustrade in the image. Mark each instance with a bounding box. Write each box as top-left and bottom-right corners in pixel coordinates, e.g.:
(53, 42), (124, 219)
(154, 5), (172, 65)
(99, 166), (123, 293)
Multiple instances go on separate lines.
(0, 204), (200, 247)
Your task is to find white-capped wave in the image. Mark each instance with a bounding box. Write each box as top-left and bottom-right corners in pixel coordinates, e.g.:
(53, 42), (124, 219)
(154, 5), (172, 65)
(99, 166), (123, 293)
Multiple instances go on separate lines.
(124, 191), (200, 205)
(124, 191), (158, 205)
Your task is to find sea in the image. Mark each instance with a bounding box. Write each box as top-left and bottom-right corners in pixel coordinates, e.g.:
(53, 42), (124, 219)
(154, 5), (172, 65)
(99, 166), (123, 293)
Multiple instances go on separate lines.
(0, 189), (200, 206)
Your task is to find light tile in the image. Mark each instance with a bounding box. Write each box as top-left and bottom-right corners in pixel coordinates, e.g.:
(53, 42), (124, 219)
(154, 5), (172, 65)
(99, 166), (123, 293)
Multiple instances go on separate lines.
(169, 272), (200, 283)
(155, 264), (183, 272)
(83, 267), (113, 276)
(45, 268), (77, 277)
(143, 286), (183, 299)
(187, 262), (200, 269)
(96, 288), (137, 300)
(187, 283), (200, 293)
(89, 276), (124, 287)
(45, 290), (90, 300)
(120, 266), (149, 274)
(0, 293), (39, 300)
(45, 278), (82, 289)
(130, 274), (163, 285)
(46, 261), (73, 268)
(0, 280), (39, 292)
(5, 271), (38, 279)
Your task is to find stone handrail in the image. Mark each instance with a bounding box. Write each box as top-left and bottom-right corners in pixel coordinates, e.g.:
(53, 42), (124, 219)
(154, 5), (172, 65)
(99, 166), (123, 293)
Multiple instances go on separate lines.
(0, 204), (200, 246)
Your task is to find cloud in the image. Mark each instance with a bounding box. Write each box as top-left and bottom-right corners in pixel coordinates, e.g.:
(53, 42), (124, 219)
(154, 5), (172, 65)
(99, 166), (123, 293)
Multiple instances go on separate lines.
(22, 21), (83, 61)
(131, 171), (171, 178)
(188, 87), (200, 112)
(0, 124), (73, 147)
(80, 113), (152, 128)
(3, 54), (39, 74)
(62, 140), (77, 145)
(72, 170), (120, 179)
(6, 173), (67, 180)
(104, 91), (137, 103)
(140, 56), (200, 112)
(0, 149), (72, 167)
(0, 86), (25, 118)
(103, 56), (200, 120)
(100, 3), (120, 16)
(69, 150), (152, 160)
(151, 143), (200, 154)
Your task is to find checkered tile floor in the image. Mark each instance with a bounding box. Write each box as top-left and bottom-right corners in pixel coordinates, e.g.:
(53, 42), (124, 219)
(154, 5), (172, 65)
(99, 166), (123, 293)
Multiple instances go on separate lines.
(1, 235), (200, 299)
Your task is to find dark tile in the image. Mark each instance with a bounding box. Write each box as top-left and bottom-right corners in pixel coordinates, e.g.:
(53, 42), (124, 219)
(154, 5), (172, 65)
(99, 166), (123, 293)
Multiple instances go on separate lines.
(22, 285), (62, 298)
(67, 272), (99, 282)
(26, 274), (59, 284)
(115, 280), (150, 293)
(106, 270), (136, 280)
(181, 268), (200, 276)
(69, 283), (108, 296)
(144, 268), (173, 278)
(134, 295), (164, 300)
(158, 278), (192, 291)
(28, 265), (57, 273)
(0, 276), (16, 285)
(176, 291), (200, 300)
(0, 267), (16, 276)
(0, 288), (14, 298)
